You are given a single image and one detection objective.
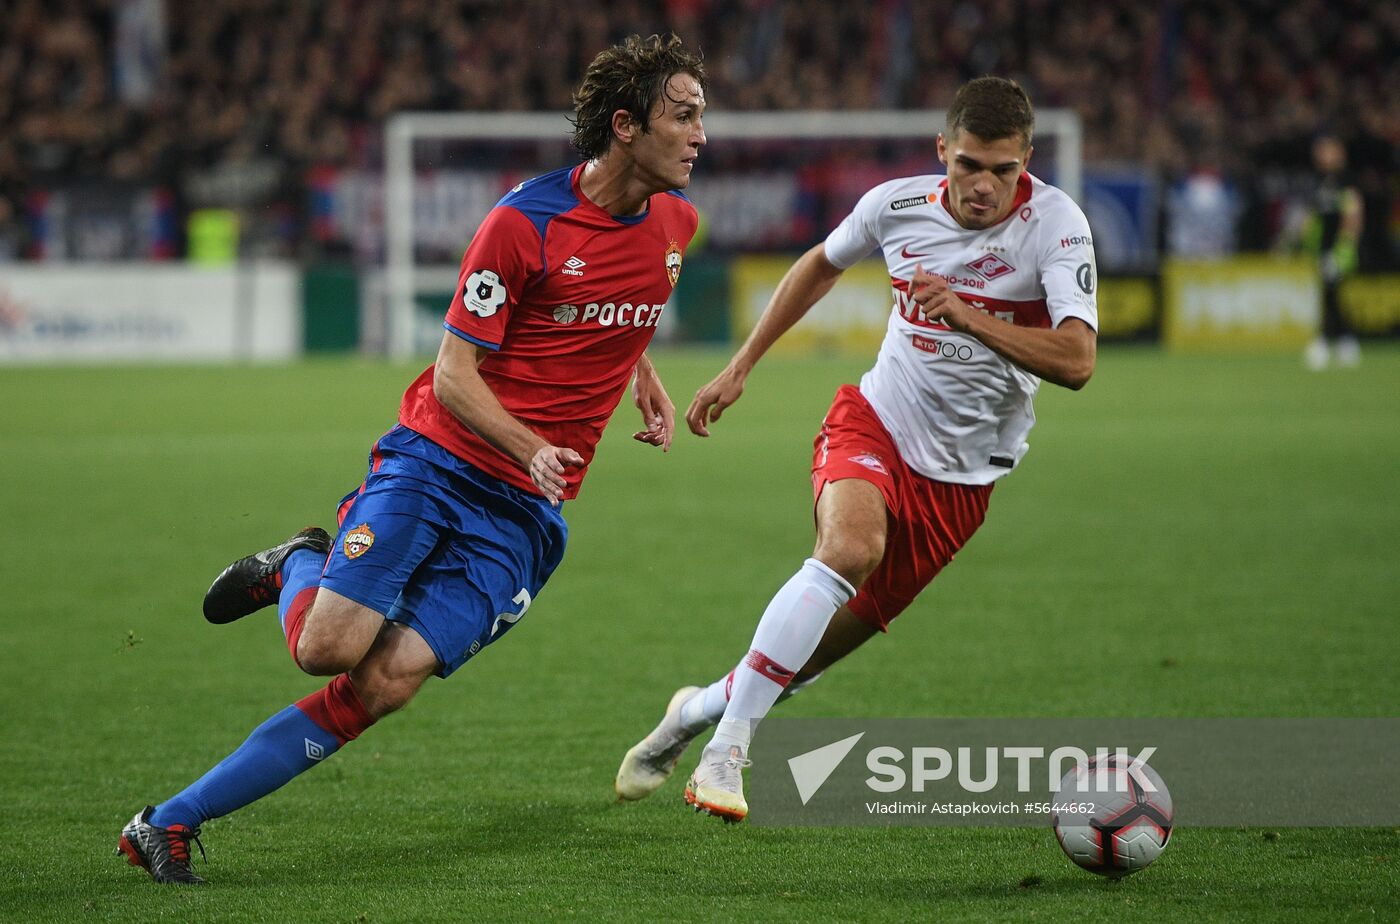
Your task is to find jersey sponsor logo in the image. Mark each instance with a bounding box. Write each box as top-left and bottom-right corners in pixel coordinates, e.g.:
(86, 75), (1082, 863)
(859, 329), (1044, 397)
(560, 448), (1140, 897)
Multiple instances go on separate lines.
(890, 194), (931, 211)
(1076, 262), (1095, 294)
(966, 253), (1016, 280)
(848, 452), (889, 474)
(562, 256), (587, 277)
(893, 285), (950, 330)
(665, 240), (683, 287)
(304, 739), (325, 760)
(912, 334), (974, 361)
(343, 523), (375, 560)
(1060, 234), (1093, 248)
(556, 302), (667, 328)
(893, 279), (1051, 329)
(463, 269), (507, 317)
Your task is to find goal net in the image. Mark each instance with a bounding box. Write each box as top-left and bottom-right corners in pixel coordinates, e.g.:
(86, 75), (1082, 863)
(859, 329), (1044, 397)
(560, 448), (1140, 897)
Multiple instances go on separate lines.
(380, 110), (1081, 358)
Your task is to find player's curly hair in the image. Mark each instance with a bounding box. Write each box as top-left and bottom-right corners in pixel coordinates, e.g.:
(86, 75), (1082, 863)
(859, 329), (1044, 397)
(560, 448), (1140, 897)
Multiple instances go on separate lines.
(947, 76), (1035, 147)
(571, 34), (706, 161)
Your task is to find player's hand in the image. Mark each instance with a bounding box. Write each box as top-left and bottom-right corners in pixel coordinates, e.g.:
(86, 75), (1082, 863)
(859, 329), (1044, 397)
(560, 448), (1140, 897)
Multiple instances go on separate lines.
(911, 264), (971, 330)
(631, 362), (675, 452)
(686, 365), (746, 437)
(529, 445), (584, 507)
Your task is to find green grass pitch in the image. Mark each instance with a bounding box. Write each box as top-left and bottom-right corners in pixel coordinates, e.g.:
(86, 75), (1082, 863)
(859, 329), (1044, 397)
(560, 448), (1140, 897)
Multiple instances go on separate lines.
(2, 346), (1397, 922)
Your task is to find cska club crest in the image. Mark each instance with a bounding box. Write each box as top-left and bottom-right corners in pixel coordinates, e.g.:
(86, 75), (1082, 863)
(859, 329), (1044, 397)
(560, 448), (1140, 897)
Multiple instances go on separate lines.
(665, 241), (683, 287)
(343, 523), (375, 559)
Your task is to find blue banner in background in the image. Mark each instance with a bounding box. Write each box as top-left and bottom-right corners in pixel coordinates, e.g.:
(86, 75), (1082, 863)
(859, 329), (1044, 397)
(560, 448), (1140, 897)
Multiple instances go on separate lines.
(1082, 167), (1160, 272)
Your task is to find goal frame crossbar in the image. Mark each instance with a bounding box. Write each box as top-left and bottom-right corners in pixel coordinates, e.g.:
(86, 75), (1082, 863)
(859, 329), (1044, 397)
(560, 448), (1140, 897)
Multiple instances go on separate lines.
(384, 110), (1082, 358)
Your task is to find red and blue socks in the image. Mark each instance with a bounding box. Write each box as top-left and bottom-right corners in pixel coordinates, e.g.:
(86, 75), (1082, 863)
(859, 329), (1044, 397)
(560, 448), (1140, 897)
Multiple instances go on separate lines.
(278, 547), (325, 667)
(148, 673), (374, 830)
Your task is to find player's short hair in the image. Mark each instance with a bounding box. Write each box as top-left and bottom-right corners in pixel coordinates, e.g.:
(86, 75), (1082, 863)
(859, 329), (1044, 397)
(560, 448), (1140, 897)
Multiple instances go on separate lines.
(947, 77), (1035, 148)
(571, 33), (706, 161)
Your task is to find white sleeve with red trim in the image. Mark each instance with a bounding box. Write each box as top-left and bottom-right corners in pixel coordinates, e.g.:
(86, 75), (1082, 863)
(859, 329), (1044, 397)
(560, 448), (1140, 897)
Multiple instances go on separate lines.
(443, 206), (543, 350)
(1035, 190), (1099, 332)
(823, 181), (893, 269)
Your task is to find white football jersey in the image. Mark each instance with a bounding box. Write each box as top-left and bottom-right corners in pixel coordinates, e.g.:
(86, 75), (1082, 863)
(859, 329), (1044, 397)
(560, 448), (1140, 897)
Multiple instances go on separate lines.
(824, 172), (1098, 484)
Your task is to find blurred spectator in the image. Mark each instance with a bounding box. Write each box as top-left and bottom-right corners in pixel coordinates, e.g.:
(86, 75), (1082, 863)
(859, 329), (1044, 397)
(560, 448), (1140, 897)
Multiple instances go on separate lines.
(0, 0), (1395, 264)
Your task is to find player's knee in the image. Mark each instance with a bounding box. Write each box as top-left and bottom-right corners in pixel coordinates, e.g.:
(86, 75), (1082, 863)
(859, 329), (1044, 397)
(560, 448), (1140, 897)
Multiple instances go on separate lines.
(295, 634), (361, 677)
(813, 534), (884, 589)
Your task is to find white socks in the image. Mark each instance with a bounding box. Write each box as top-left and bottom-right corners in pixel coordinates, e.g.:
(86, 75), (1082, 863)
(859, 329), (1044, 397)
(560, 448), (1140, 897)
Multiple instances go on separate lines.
(706, 558), (855, 751)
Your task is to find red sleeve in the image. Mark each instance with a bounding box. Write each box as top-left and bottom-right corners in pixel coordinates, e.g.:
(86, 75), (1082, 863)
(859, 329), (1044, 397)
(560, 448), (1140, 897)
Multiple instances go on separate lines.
(443, 206), (543, 350)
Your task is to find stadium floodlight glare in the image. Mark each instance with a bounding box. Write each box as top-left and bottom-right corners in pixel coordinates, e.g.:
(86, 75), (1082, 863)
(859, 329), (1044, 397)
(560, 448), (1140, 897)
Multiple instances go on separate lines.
(384, 109), (1081, 359)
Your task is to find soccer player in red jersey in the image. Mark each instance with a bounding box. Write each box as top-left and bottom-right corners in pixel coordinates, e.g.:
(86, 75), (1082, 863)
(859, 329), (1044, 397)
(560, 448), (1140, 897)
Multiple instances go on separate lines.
(118, 34), (705, 884)
(615, 77), (1098, 822)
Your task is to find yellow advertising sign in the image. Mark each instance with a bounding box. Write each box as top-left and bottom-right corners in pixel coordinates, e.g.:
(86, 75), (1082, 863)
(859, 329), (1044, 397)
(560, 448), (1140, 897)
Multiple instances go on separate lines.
(1096, 277), (1157, 338)
(731, 257), (891, 354)
(1163, 257), (1318, 351)
(1340, 275), (1400, 334)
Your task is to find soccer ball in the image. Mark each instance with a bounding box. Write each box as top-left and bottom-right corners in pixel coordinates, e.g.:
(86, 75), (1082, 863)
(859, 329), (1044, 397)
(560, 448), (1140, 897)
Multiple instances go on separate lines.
(1052, 753), (1173, 877)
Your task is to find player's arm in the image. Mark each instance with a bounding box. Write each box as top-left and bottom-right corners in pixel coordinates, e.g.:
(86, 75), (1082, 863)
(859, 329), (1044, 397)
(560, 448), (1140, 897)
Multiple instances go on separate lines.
(631, 351), (675, 451)
(911, 268), (1096, 390)
(686, 243), (845, 435)
(432, 331), (582, 505)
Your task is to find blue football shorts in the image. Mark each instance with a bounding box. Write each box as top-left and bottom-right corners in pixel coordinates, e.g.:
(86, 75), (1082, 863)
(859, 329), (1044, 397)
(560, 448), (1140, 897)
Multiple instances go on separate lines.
(319, 424), (568, 677)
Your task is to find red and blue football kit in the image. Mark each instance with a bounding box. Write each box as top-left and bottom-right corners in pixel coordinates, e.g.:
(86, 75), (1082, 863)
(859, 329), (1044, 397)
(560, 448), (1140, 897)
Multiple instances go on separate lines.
(317, 164), (697, 676)
(140, 165), (699, 841)
(400, 163), (699, 500)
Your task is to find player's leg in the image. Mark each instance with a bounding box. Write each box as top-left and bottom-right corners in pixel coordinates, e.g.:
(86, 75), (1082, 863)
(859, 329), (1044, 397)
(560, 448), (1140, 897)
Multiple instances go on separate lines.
(119, 622), (437, 884)
(202, 430), (440, 674)
(615, 604), (875, 801)
(684, 478), (884, 820)
(1323, 281), (1361, 366)
(715, 476), (885, 747)
(121, 434), (449, 883)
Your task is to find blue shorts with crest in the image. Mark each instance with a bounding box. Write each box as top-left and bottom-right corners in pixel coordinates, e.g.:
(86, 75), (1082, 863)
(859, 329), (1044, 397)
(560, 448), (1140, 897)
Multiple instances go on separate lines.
(320, 425), (567, 677)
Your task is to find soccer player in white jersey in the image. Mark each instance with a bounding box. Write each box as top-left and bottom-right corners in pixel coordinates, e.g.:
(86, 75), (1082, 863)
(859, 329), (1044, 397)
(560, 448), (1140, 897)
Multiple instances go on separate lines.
(615, 76), (1098, 821)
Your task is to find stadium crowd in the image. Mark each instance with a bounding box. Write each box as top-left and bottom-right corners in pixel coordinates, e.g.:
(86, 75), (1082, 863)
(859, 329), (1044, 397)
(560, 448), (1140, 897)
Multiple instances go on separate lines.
(1, 0), (1396, 263)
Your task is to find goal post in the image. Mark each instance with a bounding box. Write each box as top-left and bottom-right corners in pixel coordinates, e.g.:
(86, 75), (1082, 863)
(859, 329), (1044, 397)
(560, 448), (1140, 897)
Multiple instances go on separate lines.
(383, 109), (1082, 359)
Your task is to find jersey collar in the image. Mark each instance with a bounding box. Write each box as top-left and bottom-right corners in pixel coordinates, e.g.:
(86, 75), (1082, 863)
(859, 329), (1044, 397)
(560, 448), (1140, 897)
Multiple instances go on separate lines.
(938, 172), (1035, 227)
(572, 163), (651, 225)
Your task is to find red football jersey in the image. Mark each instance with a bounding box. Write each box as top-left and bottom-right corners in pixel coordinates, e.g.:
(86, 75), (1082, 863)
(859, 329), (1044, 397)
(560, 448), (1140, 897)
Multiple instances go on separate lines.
(399, 164), (698, 499)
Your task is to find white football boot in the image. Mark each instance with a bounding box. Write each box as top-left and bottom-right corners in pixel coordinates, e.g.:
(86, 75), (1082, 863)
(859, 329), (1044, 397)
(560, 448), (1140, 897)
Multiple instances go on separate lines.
(684, 743), (751, 823)
(615, 686), (703, 801)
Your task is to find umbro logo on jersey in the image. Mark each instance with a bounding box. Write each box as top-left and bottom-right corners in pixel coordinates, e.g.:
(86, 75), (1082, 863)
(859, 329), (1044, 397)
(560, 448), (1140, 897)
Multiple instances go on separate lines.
(890, 195), (931, 211)
(305, 738), (325, 760)
(966, 253), (1016, 280)
(562, 256), (586, 277)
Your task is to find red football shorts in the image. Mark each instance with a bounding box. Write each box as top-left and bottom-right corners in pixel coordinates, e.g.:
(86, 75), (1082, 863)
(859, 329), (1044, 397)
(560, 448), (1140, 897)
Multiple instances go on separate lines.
(811, 385), (993, 630)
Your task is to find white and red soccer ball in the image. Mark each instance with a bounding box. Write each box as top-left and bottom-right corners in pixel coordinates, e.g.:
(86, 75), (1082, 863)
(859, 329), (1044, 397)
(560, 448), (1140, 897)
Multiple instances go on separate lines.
(1052, 753), (1173, 877)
